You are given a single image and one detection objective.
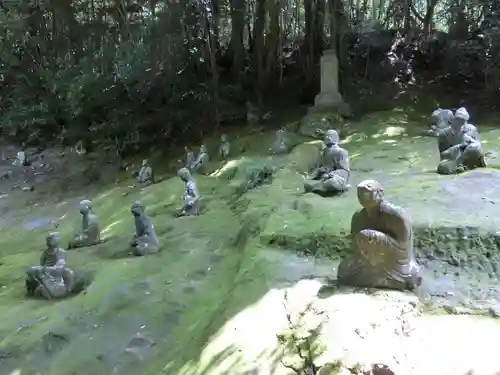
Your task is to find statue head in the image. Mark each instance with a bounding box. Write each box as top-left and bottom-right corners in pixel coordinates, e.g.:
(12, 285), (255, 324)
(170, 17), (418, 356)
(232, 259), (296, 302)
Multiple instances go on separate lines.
(452, 107), (469, 128)
(177, 167), (192, 182)
(46, 232), (61, 250)
(131, 201), (145, 217)
(142, 159), (148, 167)
(357, 180), (384, 211)
(221, 134), (227, 142)
(324, 129), (340, 147)
(200, 145), (207, 154)
(431, 108), (453, 126)
(79, 199), (92, 215)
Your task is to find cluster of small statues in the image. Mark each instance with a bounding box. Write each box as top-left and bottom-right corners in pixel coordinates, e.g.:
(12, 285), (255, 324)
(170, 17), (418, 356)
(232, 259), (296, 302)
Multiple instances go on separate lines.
(25, 167), (201, 300)
(299, 106), (486, 291)
(184, 134), (231, 174)
(23, 107), (488, 299)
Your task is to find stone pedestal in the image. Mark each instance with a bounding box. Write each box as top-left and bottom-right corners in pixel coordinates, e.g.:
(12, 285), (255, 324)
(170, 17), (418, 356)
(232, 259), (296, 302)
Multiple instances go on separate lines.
(311, 49), (346, 112)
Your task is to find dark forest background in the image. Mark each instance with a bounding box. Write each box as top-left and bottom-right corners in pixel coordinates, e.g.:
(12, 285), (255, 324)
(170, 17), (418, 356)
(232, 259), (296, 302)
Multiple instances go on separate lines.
(0, 0), (498, 157)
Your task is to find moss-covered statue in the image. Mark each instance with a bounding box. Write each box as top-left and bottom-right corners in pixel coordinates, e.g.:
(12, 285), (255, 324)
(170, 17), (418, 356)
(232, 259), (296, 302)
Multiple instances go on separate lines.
(337, 180), (422, 291)
(68, 199), (101, 249)
(136, 159), (154, 184)
(436, 107), (486, 174)
(303, 129), (350, 196)
(26, 232), (75, 299)
(129, 201), (159, 256)
(177, 167), (200, 216)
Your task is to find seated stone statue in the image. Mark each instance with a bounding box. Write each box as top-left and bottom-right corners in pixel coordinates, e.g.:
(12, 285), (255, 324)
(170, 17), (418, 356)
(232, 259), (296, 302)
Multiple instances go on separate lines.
(190, 144), (209, 173)
(177, 167), (200, 216)
(129, 201), (159, 256)
(303, 129), (350, 196)
(136, 159), (154, 184)
(185, 146), (195, 169)
(436, 107), (486, 175)
(68, 199), (101, 249)
(269, 129), (289, 155)
(219, 134), (230, 159)
(427, 108), (453, 136)
(337, 180), (422, 291)
(26, 232), (75, 299)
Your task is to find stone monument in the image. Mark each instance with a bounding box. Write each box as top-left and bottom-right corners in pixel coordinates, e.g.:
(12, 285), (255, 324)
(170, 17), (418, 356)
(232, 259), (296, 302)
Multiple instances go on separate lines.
(312, 50), (345, 111)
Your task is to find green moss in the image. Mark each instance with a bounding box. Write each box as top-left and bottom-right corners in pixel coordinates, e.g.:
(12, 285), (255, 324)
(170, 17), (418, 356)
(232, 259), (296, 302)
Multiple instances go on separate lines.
(2, 107), (500, 375)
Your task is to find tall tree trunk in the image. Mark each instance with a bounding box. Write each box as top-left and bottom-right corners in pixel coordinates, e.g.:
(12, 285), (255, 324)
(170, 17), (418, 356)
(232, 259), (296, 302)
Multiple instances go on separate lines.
(230, 0), (246, 76)
(254, 0), (266, 104)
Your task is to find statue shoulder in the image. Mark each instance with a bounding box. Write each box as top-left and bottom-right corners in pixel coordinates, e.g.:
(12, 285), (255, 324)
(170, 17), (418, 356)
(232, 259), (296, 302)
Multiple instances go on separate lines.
(437, 126), (451, 137)
(463, 123), (479, 134)
(380, 201), (410, 221)
(88, 213), (99, 224)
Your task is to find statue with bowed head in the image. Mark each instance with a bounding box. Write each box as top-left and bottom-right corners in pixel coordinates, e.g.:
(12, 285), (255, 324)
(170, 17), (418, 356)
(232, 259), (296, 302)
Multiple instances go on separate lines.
(337, 180), (422, 291)
(303, 129), (350, 196)
(26, 232), (75, 299)
(68, 199), (101, 249)
(129, 201), (159, 256)
(436, 107), (486, 174)
(189, 145), (209, 173)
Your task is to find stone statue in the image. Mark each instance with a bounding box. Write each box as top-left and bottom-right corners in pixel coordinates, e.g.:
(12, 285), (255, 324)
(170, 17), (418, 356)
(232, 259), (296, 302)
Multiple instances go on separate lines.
(26, 232), (75, 299)
(185, 146), (195, 169)
(428, 108), (453, 136)
(12, 151), (26, 166)
(337, 180), (422, 291)
(246, 101), (259, 125)
(190, 144), (209, 173)
(177, 167), (200, 216)
(136, 159), (154, 184)
(269, 129), (289, 155)
(303, 129), (350, 195)
(436, 107), (486, 175)
(68, 199), (101, 249)
(219, 134), (230, 159)
(129, 201), (159, 256)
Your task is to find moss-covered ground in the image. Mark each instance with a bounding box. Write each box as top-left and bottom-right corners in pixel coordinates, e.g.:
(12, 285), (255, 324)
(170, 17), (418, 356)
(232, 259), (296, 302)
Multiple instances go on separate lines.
(1, 104), (500, 375)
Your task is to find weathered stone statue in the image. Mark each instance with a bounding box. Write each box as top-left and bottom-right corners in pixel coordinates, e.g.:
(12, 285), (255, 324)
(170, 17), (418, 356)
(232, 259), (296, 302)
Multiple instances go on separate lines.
(303, 129), (350, 195)
(12, 151), (27, 166)
(246, 101), (259, 125)
(177, 167), (200, 216)
(269, 129), (289, 155)
(185, 146), (195, 169)
(428, 108), (453, 136)
(68, 199), (101, 249)
(219, 134), (230, 159)
(136, 159), (154, 184)
(190, 144), (209, 173)
(337, 180), (422, 291)
(129, 201), (159, 256)
(436, 107), (486, 174)
(26, 232), (75, 299)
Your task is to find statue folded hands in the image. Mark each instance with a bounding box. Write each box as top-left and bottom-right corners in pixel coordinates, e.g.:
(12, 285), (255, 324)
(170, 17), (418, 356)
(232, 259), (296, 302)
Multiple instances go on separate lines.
(177, 168), (200, 216)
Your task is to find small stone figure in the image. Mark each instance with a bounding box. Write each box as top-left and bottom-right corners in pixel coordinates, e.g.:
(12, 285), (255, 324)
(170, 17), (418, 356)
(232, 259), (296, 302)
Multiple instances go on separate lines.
(12, 151), (26, 166)
(427, 108), (453, 136)
(26, 232), (75, 299)
(303, 129), (350, 196)
(337, 180), (422, 291)
(246, 101), (259, 125)
(219, 134), (230, 159)
(68, 199), (101, 249)
(129, 201), (159, 256)
(269, 129), (289, 155)
(136, 159), (154, 184)
(190, 144), (209, 173)
(185, 146), (195, 169)
(177, 167), (200, 216)
(436, 107), (486, 175)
